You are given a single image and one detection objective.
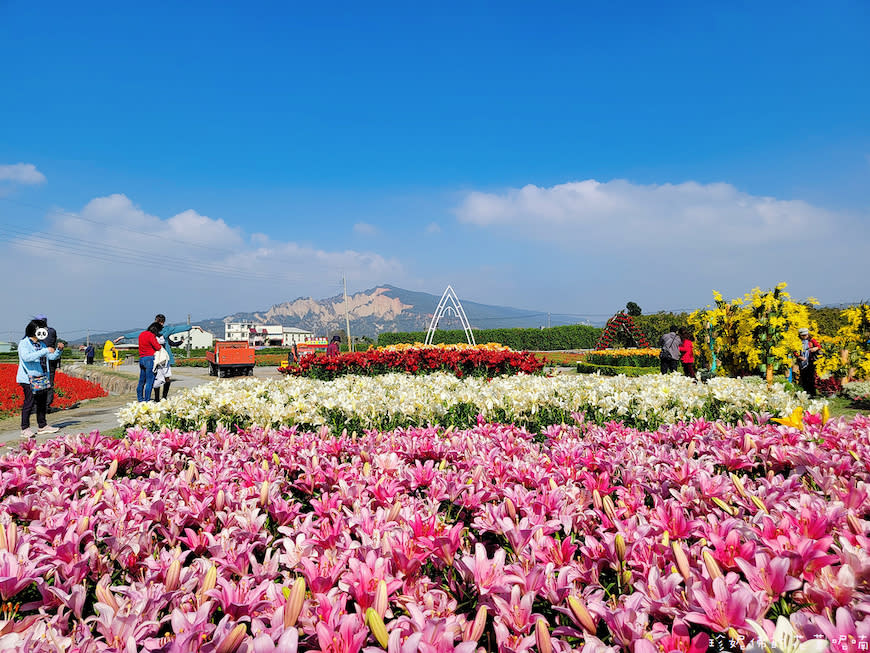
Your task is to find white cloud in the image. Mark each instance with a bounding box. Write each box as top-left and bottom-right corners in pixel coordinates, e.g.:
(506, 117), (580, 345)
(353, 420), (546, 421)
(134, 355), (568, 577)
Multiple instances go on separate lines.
(0, 163), (46, 185)
(0, 194), (403, 335)
(353, 221), (377, 236)
(425, 222), (441, 234)
(455, 179), (837, 245)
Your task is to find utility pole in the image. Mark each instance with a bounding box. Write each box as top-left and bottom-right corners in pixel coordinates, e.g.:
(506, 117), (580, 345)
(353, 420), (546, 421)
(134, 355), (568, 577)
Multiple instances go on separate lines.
(547, 313), (551, 329)
(186, 314), (191, 359)
(343, 275), (354, 353)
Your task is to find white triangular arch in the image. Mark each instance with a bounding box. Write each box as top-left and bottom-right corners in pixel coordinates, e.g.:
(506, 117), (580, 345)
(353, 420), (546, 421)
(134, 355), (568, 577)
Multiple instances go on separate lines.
(425, 285), (476, 345)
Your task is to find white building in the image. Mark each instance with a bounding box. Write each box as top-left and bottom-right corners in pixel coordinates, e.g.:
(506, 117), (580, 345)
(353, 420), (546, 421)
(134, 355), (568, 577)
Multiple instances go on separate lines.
(225, 321), (256, 341)
(224, 322), (314, 347)
(167, 326), (215, 349)
(282, 327), (314, 347)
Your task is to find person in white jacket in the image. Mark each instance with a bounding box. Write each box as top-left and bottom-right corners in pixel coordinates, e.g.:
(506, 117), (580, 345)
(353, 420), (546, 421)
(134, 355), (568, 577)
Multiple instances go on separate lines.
(18, 319), (64, 437)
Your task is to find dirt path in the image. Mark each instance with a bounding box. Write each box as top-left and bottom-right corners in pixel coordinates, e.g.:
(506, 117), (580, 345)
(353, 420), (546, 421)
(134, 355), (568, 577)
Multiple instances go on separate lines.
(0, 364), (285, 449)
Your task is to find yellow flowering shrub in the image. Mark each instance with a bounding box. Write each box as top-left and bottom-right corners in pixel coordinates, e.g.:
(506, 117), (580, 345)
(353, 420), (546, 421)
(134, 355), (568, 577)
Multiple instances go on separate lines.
(815, 304), (870, 380)
(688, 283), (816, 378)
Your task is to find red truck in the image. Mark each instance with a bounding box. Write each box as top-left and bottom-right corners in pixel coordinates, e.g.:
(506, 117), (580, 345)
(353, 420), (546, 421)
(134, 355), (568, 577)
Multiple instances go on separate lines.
(206, 341), (255, 377)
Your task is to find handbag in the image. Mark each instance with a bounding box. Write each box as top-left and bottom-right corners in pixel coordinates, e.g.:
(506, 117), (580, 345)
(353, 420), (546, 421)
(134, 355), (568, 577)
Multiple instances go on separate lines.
(30, 374), (51, 392)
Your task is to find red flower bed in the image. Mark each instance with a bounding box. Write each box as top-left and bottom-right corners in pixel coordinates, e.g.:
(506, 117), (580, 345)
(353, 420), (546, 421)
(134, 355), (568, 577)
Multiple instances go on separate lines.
(0, 363), (108, 416)
(279, 348), (545, 380)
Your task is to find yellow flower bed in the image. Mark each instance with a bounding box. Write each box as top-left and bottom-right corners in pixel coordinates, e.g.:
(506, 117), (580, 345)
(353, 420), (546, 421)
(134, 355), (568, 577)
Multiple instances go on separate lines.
(588, 347), (660, 357)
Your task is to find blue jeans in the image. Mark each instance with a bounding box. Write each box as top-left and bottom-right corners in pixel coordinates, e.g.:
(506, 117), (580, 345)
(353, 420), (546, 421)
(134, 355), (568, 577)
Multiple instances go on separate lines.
(138, 356), (155, 402)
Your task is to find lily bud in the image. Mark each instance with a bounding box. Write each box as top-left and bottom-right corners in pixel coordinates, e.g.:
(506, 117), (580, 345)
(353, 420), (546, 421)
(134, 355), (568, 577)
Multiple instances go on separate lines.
(566, 595), (596, 634)
(671, 541), (691, 581)
(702, 549), (723, 580)
(661, 530), (669, 547)
(284, 576), (305, 628)
(35, 465), (52, 477)
(360, 451), (370, 463)
(714, 422), (728, 436)
(93, 488), (103, 503)
(621, 569), (632, 586)
(198, 565), (217, 605)
(847, 513), (863, 535)
(363, 462), (372, 477)
(438, 459), (447, 471)
(0, 526), (7, 551)
(711, 497), (736, 516)
(467, 605), (487, 641)
(365, 607), (389, 648)
(6, 524), (17, 554)
(750, 495), (768, 514)
(165, 560), (181, 592)
(849, 450), (860, 461)
(548, 478), (558, 491)
(373, 579), (388, 618)
(259, 480), (269, 508)
(261, 459), (269, 471)
(687, 440), (696, 458)
(592, 489), (602, 511)
(76, 516), (90, 536)
(602, 495), (617, 522)
(505, 497), (517, 521)
(472, 465), (484, 483)
(821, 405), (830, 425)
(729, 473), (747, 499)
(743, 433), (755, 451)
(215, 623), (247, 653)
(95, 583), (119, 612)
(215, 489), (225, 512)
(614, 533), (626, 562)
(106, 459), (118, 480)
(272, 452), (280, 466)
(535, 618), (553, 653)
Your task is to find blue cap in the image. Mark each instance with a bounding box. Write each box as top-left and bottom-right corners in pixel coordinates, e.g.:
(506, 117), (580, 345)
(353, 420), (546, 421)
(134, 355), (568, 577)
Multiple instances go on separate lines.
(34, 314), (47, 321)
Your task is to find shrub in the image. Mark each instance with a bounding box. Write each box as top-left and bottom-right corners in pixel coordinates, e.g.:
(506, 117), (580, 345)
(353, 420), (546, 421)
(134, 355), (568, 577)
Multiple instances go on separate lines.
(377, 324), (601, 351)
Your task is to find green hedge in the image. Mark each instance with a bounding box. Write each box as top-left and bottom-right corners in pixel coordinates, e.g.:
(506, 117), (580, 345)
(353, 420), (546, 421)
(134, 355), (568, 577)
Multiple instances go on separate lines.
(584, 353), (659, 367)
(377, 324), (602, 351)
(576, 362), (659, 377)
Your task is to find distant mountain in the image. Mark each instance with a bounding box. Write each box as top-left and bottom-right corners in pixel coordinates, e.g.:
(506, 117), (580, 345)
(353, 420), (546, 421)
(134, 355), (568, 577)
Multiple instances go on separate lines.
(75, 285), (589, 344)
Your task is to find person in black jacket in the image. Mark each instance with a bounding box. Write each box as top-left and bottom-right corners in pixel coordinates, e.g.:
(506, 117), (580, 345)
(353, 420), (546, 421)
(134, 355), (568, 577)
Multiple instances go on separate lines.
(34, 314), (61, 409)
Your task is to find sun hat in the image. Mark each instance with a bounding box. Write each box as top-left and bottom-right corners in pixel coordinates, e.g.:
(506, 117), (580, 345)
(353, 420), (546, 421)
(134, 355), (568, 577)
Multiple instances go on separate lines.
(798, 328), (809, 336)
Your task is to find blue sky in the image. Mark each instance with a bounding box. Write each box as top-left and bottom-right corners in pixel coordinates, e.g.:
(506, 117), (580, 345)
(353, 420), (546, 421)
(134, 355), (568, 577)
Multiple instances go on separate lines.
(1, 1), (868, 339)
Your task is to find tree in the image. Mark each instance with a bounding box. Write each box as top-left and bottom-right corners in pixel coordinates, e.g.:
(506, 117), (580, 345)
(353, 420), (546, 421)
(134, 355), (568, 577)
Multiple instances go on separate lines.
(626, 302), (642, 317)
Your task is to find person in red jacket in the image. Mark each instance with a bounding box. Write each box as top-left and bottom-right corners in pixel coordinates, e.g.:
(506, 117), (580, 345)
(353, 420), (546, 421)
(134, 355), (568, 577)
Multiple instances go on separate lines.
(137, 321), (163, 402)
(795, 327), (820, 397)
(678, 328), (695, 378)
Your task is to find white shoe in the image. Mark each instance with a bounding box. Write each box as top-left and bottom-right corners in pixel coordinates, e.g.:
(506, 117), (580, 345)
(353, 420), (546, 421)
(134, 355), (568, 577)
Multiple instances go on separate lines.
(20, 428), (34, 438)
(37, 425), (59, 435)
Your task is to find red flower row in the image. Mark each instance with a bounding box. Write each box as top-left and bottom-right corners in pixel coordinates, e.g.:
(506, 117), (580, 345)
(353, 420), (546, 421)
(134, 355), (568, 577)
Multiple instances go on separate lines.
(0, 364), (108, 415)
(279, 348), (545, 380)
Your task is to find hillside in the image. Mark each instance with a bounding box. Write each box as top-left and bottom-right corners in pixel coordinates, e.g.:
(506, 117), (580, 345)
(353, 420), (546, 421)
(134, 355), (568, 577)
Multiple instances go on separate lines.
(78, 285), (587, 344)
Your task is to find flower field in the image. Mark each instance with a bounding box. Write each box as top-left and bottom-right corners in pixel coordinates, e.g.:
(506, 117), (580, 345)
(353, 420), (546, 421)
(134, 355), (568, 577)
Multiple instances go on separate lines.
(0, 363), (108, 417)
(1, 409), (868, 651)
(118, 373), (826, 434)
(279, 348), (543, 381)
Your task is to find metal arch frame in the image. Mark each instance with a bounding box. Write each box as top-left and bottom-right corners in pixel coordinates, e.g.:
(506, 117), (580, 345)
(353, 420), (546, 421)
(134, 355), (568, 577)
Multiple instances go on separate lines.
(425, 285), (476, 345)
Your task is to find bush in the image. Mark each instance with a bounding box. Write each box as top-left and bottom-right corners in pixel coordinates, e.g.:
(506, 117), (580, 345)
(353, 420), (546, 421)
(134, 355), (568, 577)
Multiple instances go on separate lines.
(576, 362), (660, 377)
(377, 324), (601, 351)
(584, 352), (659, 367)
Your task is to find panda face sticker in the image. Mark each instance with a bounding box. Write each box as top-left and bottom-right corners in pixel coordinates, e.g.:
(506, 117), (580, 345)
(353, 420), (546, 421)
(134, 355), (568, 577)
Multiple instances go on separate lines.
(35, 327), (49, 340)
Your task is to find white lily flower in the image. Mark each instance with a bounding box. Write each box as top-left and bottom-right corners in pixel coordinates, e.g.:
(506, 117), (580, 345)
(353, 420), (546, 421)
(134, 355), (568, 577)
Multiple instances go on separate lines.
(747, 617), (829, 653)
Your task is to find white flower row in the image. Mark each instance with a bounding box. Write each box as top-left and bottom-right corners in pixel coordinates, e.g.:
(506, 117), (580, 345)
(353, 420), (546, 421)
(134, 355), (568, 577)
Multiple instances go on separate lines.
(118, 372), (826, 432)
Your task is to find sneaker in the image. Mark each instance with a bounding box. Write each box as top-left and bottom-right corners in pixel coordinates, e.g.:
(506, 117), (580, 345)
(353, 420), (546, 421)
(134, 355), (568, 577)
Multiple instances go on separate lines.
(20, 428), (34, 438)
(37, 425), (60, 435)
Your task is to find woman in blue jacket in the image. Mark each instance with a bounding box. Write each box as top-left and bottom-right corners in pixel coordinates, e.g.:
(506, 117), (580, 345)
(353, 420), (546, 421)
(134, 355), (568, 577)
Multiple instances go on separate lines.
(18, 319), (64, 437)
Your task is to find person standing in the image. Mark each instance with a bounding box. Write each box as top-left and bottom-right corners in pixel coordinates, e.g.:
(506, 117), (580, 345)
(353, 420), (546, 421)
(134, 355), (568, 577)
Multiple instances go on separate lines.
(124, 314), (191, 400)
(137, 322), (163, 402)
(678, 328), (696, 378)
(34, 314), (61, 409)
(658, 325), (681, 374)
(795, 327), (820, 397)
(18, 319), (63, 437)
(326, 335), (341, 356)
(85, 343), (95, 364)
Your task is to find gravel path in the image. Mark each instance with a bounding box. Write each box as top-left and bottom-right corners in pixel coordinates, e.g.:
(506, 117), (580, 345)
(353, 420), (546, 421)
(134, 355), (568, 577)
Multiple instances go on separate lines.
(0, 363), (284, 449)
